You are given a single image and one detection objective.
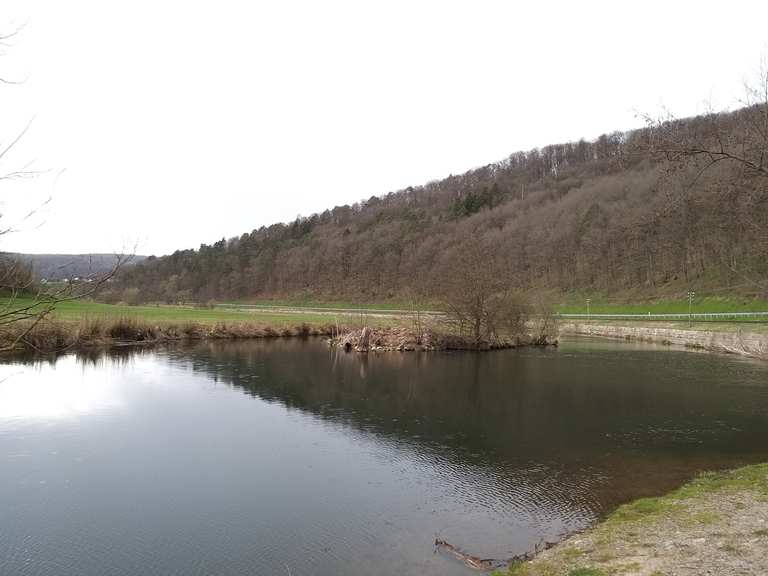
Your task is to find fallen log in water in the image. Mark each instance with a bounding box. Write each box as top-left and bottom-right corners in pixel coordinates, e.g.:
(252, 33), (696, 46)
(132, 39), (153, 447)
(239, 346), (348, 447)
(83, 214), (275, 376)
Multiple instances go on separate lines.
(434, 538), (559, 571)
(434, 539), (505, 571)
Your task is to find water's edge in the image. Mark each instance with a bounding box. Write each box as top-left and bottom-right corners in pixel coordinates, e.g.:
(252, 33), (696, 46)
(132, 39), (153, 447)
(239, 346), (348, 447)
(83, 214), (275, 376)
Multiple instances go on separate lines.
(504, 462), (768, 575)
(560, 322), (768, 358)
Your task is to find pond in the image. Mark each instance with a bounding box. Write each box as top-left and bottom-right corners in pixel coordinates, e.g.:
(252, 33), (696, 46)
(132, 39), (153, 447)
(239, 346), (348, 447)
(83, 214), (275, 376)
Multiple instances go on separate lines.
(2, 338), (768, 575)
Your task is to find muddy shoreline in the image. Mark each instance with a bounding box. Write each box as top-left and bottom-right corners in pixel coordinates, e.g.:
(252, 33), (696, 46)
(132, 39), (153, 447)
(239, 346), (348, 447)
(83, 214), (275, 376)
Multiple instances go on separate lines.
(496, 463), (768, 576)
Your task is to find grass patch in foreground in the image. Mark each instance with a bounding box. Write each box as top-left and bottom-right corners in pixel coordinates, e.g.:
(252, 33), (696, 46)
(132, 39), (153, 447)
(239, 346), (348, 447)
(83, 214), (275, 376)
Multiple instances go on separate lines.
(494, 463), (768, 576)
(606, 464), (768, 527)
(567, 569), (606, 576)
(498, 563), (606, 576)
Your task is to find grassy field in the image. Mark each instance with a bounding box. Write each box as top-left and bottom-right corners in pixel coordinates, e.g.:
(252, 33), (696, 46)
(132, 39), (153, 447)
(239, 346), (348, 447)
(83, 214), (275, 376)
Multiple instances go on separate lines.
(1, 296), (394, 327)
(230, 295), (768, 317)
(7, 293), (768, 331)
(219, 298), (434, 311)
(237, 294), (768, 316)
(556, 295), (768, 315)
(0, 296), (415, 352)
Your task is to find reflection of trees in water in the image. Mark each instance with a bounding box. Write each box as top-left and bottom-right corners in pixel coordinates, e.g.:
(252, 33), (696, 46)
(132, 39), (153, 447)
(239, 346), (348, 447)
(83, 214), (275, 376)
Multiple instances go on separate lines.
(14, 339), (768, 459)
(161, 339), (768, 517)
(176, 340), (768, 486)
(24, 339), (768, 459)
(12, 339), (768, 516)
(6, 344), (154, 368)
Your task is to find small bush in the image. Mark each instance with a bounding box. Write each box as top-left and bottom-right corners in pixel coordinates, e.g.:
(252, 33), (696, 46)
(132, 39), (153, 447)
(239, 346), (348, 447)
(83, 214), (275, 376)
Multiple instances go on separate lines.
(121, 287), (141, 306)
(79, 317), (106, 340)
(181, 322), (201, 338)
(18, 321), (76, 350)
(263, 326), (278, 337)
(107, 317), (156, 341)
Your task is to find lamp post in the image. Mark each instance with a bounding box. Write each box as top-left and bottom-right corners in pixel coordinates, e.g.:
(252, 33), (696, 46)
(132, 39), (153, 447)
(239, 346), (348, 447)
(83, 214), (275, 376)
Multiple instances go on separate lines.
(586, 298), (591, 321)
(687, 291), (696, 327)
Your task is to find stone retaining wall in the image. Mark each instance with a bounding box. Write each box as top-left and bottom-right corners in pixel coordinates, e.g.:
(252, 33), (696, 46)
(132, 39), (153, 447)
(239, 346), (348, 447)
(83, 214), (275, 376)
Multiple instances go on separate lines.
(560, 322), (768, 358)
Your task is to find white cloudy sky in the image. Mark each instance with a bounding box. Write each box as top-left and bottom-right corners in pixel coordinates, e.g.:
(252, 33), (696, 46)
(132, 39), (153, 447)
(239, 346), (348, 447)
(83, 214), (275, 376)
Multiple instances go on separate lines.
(1, 0), (766, 256)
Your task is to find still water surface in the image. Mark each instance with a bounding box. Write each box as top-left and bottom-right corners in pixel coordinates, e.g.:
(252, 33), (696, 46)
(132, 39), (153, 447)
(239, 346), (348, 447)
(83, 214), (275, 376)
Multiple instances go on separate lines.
(2, 338), (768, 575)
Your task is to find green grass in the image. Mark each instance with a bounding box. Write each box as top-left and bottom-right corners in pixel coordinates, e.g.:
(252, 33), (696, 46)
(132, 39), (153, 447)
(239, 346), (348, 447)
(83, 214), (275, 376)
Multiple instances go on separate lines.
(686, 511), (721, 526)
(10, 292), (768, 332)
(242, 294), (768, 315)
(607, 496), (681, 524)
(567, 569), (606, 576)
(607, 464), (768, 527)
(493, 463), (768, 576)
(219, 298), (439, 311)
(557, 295), (768, 315)
(496, 563), (606, 576)
(0, 296), (392, 327)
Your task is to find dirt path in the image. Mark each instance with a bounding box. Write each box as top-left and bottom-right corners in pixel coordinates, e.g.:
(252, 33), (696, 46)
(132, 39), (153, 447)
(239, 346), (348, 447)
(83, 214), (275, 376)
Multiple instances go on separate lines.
(498, 464), (768, 576)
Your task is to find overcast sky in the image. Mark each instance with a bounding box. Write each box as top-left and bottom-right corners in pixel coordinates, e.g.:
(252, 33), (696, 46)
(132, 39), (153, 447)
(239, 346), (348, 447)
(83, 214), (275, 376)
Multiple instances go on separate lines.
(1, 1), (766, 256)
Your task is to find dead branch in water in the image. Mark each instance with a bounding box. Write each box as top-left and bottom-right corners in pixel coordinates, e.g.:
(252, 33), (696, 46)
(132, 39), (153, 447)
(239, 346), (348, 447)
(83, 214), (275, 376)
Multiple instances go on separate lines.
(434, 537), (558, 571)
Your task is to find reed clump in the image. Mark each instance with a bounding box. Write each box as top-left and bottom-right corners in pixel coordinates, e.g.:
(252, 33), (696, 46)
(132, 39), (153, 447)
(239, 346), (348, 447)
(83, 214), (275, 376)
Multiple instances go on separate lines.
(0, 317), (337, 353)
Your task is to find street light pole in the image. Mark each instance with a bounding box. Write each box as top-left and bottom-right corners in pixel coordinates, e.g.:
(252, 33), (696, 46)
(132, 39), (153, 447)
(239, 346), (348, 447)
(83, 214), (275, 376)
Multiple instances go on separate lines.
(586, 298), (591, 321)
(687, 291), (696, 327)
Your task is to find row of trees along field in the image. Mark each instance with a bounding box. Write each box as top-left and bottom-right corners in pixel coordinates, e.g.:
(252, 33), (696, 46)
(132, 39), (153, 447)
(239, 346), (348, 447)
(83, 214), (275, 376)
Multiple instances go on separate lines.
(105, 95), (768, 305)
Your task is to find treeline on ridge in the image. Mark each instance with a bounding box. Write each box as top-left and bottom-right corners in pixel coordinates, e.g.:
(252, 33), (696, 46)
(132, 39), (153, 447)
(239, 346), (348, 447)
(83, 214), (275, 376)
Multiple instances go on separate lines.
(105, 104), (768, 304)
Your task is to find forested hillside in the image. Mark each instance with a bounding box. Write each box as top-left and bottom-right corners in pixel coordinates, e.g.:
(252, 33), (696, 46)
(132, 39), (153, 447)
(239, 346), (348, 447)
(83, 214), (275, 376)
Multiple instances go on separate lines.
(109, 103), (768, 304)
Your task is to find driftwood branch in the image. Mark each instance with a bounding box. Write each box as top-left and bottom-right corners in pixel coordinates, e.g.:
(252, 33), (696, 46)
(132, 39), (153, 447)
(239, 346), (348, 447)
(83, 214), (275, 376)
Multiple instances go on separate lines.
(434, 537), (558, 571)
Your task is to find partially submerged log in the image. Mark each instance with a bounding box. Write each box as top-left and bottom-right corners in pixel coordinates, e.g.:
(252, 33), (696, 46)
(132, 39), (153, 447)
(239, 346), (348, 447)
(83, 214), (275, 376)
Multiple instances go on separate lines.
(434, 537), (558, 571)
(434, 539), (505, 571)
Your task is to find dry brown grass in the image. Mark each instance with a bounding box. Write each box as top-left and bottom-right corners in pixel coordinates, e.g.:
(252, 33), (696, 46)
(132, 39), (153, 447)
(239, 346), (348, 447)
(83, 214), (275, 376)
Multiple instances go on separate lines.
(0, 317), (337, 353)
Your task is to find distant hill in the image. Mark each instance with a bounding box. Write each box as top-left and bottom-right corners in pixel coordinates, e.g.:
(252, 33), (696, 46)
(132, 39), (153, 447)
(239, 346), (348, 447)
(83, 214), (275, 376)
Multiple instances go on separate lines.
(111, 103), (768, 303)
(12, 253), (147, 282)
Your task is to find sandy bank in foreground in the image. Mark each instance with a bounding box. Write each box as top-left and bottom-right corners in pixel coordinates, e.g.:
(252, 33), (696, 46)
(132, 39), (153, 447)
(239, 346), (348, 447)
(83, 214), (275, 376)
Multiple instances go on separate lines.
(495, 463), (768, 576)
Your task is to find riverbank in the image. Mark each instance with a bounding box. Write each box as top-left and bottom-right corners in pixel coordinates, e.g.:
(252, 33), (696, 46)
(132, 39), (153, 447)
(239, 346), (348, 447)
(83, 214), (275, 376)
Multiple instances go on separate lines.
(4, 295), (766, 357)
(494, 462), (768, 576)
(560, 322), (768, 358)
(0, 317), (339, 353)
(0, 296), (402, 353)
(1, 313), (556, 354)
(329, 326), (556, 352)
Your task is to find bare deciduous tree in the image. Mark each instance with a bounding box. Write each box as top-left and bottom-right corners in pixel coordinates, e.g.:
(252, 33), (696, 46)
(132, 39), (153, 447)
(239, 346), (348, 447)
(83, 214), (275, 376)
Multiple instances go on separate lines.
(639, 63), (768, 292)
(0, 25), (129, 351)
(436, 234), (529, 346)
